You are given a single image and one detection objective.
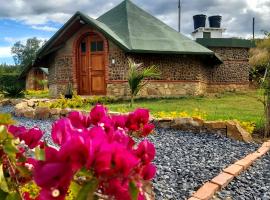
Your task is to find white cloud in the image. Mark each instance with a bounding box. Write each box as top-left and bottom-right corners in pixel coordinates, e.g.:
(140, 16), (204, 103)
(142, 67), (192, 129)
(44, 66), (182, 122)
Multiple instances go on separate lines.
(0, 0), (270, 37)
(3, 36), (49, 47)
(0, 46), (12, 58)
(31, 25), (58, 32)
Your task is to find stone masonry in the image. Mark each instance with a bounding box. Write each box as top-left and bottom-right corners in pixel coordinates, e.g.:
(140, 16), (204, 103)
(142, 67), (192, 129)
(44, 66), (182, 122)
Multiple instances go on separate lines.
(46, 25), (251, 97)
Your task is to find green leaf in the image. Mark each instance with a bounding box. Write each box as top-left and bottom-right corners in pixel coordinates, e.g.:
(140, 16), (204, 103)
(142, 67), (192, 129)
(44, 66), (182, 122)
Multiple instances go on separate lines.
(5, 192), (21, 200)
(0, 114), (15, 126)
(34, 147), (45, 161)
(129, 181), (139, 200)
(77, 179), (98, 200)
(0, 189), (8, 199)
(0, 165), (9, 193)
(0, 125), (8, 141)
(76, 168), (93, 179)
(68, 181), (81, 199)
(3, 140), (18, 161)
(16, 166), (31, 178)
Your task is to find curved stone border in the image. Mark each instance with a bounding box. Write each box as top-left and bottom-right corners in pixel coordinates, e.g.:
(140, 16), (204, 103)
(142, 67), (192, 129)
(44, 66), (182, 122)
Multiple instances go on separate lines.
(188, 140), (270, 200)
(1, 98), (253, 142)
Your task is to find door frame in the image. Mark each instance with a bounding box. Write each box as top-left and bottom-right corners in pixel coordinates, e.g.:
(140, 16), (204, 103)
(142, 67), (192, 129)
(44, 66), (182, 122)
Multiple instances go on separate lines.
(73, 29), (109, 95)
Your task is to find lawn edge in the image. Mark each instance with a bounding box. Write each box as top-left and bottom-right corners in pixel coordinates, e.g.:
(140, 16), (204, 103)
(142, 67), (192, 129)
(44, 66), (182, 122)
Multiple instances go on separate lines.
(189, 140), (270, 200)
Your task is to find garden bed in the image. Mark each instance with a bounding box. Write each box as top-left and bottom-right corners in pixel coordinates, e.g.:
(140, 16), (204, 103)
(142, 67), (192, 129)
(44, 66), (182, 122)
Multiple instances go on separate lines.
(0, 105), (260, 199)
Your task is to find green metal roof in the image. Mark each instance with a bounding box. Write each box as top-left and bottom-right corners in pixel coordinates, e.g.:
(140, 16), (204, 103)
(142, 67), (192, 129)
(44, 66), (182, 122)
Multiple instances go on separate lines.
(40, 67), (48, 75)
(20, 0), (221, 78)
(97, 0), (213, 54)
(196, 38), (256, 48)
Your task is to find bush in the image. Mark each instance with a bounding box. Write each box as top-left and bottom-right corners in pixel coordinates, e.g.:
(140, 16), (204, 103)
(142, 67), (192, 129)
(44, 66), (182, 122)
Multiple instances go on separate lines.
(2, 85), (25, 98)
(39, 95), (118, 109)
(25, 89), (49, 98)
(0, 73), (24, 91)
(236, 120), (256, 134)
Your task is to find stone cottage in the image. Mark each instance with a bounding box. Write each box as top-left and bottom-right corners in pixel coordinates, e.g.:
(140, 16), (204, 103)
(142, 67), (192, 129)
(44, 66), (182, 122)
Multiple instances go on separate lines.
(24, 67), (48, 90)
(21, 0), (254, 97)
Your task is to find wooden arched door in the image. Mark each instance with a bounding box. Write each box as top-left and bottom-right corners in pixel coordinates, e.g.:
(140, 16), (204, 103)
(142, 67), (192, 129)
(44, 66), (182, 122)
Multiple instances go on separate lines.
(77, 33), (106, 95)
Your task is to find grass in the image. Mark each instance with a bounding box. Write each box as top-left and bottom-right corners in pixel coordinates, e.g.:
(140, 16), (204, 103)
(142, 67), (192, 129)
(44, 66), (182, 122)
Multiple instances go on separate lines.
(81, 90), (265, 128)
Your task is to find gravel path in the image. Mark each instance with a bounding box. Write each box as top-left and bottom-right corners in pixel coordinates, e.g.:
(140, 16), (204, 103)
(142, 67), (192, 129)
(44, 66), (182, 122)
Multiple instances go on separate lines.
(216, 152), (270, 200)
(0, 105), (262, 199)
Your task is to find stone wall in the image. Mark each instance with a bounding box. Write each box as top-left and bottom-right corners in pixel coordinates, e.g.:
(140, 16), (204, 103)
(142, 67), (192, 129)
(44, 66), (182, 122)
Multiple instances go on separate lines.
(207, 47), (250, 92)
(107, 81), (207, 97)
(46, 24), (251, 97)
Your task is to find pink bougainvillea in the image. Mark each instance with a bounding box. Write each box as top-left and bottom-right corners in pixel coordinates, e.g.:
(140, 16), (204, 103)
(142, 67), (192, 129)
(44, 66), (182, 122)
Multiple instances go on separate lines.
(4, 104), (156, 200)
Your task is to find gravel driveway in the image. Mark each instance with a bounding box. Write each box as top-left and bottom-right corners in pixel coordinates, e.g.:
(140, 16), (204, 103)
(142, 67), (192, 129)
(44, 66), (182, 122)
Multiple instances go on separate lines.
(0, 105), (262, 199)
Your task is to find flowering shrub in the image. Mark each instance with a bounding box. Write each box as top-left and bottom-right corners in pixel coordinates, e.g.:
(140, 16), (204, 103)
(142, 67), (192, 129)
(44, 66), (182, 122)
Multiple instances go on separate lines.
(234, 120), (256, 134)
(154, 109), (207, 120)
(0, 105), (156, 200)
(39, 95), (117, 109)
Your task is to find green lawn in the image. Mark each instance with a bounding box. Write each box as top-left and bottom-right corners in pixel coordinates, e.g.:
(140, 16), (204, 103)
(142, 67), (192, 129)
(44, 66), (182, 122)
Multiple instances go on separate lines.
(83, 90), (265, 128)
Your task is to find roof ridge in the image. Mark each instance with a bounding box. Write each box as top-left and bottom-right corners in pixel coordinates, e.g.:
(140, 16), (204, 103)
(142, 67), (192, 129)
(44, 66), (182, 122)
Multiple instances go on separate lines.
(124, 0), (132, 48)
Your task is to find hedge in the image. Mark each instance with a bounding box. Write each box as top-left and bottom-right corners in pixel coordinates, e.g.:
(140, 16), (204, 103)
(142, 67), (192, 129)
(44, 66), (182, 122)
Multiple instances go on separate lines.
(0, 73), (25, 91)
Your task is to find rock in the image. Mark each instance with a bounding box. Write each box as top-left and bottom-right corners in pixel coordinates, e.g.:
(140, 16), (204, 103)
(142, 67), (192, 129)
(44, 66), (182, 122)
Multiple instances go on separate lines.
(171, 117), (203, 129)
(10, 99), (25, 105)
(204, 121), (227, 129)
(35, 106), (51, 119)
(14, 102), (28, 117)
(23, 107), (35, 119)
(226, 121), (253, 142)
(147, 88), (160, 96)
(27, 100), (36, 107)
(192, 117), (204, 127)
(0, 99), (10, 106)
(51, 115), (60, 120)
(156, 118), (173, 128)
(50, 108), (61, 115)
(60, 108), (72, 116)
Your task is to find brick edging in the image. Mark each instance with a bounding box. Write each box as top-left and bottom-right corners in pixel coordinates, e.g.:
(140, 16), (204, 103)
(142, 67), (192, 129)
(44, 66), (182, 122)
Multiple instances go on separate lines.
(189, 140), (270, 200)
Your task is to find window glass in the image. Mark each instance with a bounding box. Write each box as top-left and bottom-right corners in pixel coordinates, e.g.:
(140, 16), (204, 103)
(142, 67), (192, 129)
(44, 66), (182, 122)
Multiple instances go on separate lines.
(97, 41), (104, 51)
(91, 41), (97, 52)
(203, 32), (211, 39)
(81, 42), (86, 52)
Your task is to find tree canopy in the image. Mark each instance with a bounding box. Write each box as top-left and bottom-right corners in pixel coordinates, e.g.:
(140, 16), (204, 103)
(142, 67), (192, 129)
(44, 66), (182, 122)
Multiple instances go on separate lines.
(11, 37), (44, 68)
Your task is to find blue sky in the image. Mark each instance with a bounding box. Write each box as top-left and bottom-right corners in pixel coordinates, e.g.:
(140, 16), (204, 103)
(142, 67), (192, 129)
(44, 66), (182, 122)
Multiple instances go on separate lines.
(0, 0), (269, 65)
(0, 19), (60, 65)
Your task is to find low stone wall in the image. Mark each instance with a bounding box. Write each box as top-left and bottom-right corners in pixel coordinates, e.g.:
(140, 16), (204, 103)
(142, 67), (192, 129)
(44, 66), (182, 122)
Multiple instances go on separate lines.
(207, 83), (249, 93)
(155, 117), (252, 143)
(107, 81), (206, 97)
(1, 98), (252, 143)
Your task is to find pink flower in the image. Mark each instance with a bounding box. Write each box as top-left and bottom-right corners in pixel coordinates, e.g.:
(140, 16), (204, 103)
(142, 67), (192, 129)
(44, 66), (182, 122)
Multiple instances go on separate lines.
(67, 111), (91, 129)
(112, 115), (127, 129)
(104, 178), (131, 200)
(112, 129), (135, 149)
(90, 104), (108, 124)
(34, 161), (73, 189)
(59, 135), (89, 171)
(51, 118), (74, 145)
(24, 128), (44, 149)
(8, 125), (43, 149)
(126, 109), (150, 132)
(141, 123), (155, 137)
(94, 142), (139, 177)
(140, 163), (156, 180)
(135, 140), (155, 164)
(8, 125), (27, 138)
